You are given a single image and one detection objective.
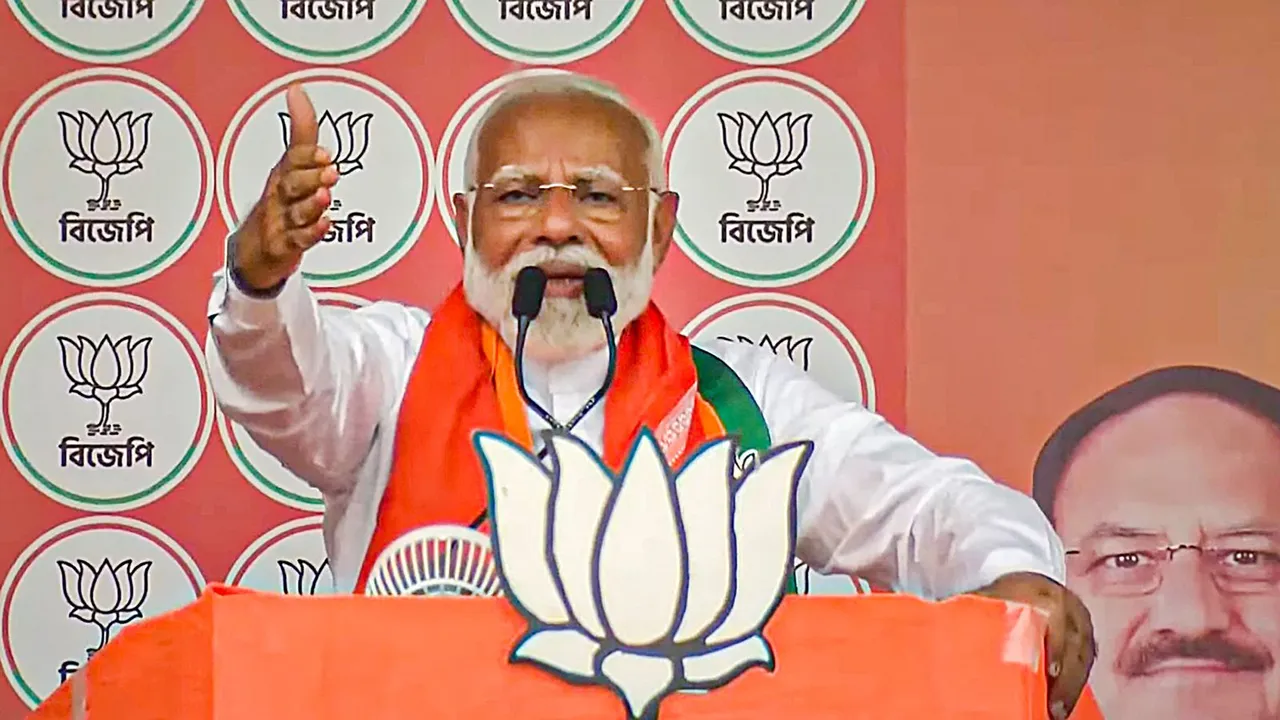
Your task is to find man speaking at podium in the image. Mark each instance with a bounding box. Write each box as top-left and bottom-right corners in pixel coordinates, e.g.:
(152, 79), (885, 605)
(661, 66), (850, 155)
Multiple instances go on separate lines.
(205, 74), (1094, 719)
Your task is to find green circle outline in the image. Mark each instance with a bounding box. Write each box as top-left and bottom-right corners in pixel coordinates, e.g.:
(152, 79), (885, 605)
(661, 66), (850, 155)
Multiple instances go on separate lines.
(217, 70), (434, 286)
(298, 211), (421, 284)
(672, 210), (866, 284)
(226, 423), (323, 509)
(8, 0), (201, 59)
(2, 517), (205, 707)
(448, 0), (638, 60)
(9, 219), (199, 283)
(6, 427), (200, 509)
(0, 295), (212, 512)
(665, 70), (875, 286)
(2, 71), (211, 285)
(229, 0), (422, 59)
(669, 0), (863, 61)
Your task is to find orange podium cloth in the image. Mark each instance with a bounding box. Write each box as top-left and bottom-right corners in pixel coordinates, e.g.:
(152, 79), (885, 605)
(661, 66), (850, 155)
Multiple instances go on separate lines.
(30, 583), (1050, 720)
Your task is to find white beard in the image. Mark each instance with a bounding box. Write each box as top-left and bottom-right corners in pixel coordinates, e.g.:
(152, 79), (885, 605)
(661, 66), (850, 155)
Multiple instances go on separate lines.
(462, 226), (655, 364)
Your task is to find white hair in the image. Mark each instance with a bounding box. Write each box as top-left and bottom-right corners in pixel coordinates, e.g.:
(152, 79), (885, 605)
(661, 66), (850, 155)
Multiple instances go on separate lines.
(458, 73), (665, 364)
(462, 72), (667, 192)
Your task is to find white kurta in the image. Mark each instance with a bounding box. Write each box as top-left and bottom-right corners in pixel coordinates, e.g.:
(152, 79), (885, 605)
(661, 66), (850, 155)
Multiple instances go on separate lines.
(204, 268), (1066, 597)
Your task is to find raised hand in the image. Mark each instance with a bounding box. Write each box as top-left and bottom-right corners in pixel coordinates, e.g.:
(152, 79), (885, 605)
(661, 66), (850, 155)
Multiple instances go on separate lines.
(232, 84), (340, 291)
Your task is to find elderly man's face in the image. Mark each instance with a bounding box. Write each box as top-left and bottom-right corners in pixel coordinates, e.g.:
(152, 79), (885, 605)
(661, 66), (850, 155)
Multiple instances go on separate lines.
(1055, 394), (1280, 720)
(453, 93), (677, 361)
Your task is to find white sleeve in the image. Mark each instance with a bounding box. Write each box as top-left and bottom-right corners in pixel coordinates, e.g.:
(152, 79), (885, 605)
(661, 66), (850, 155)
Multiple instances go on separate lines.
(203, 240), (427, 498)
(707, 340), (1066, 599)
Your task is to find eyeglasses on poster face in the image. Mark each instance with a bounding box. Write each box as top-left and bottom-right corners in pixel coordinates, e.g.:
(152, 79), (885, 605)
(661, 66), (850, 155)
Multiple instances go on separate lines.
(1065, 534), (1280, 596)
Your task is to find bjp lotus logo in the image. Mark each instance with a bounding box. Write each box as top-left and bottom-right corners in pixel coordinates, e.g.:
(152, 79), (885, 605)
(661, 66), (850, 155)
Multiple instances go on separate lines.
(57, 333), (152, 436)
(58, 109), (153, 207)
(57, 558), (152, 656)
(278, 109), (371, 176)
(718, 110), (813, 208)
(475, 429), (812, 720)
(278, 558), (330, 595)
(718, 333), (814, 371)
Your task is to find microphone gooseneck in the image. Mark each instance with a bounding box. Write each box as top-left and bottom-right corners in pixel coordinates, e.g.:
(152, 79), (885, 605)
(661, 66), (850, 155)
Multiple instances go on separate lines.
(511, 267), (559, 433)
(563, 268), (619, 430)
(470, 266), (621, 530)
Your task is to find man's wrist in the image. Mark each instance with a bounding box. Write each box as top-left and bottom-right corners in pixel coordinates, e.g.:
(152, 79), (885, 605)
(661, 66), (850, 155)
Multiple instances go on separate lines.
(227, 233), (287, 299)
(230, 263), (287, 299)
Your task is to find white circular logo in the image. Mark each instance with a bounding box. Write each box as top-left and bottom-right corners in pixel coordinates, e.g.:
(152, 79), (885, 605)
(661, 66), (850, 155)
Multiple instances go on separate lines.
(228, 0), (425, 63)
(445, 0), (642, 64)
(8, 0), (203, 63)
(218, 292), (369, 511)
(1, 516), (205, 708)
(0, 292), (214, 511)
(218, 68), (434, 288)
(0, 68), (214, 287)
(684, 292), (875, 408)
(435, 68), (571, 247)
(226, 517), (334, 596)
(667, 0), (865, 65)
(664, 69), (875, 288)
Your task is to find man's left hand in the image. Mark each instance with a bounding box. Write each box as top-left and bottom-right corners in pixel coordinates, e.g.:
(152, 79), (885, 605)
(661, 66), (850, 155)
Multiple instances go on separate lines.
(973, 572), (1095, 720)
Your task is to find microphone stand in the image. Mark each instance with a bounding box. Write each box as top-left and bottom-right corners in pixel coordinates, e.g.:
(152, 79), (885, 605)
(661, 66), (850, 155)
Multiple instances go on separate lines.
(510, 266), (560, 434)
(470, 268), (620, 530)
(514, 314), (561, 435)
(560, 267), (620, 432)
(561, 313), (615, 431)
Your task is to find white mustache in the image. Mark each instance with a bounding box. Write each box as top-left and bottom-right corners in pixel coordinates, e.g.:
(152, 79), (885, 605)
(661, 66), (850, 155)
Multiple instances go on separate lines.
(500, 245), (609, 281)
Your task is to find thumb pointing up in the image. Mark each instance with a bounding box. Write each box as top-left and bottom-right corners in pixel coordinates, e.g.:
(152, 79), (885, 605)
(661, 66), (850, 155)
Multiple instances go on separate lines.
(286, 84), (320, 148)
(231, 82), (338, 292)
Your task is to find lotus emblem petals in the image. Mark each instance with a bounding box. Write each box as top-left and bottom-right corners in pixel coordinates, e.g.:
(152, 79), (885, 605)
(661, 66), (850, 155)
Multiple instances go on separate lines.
(475, 429), (813, 720)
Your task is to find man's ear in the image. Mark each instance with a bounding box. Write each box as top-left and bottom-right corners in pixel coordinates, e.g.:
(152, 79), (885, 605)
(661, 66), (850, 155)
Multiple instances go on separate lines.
(651, 191), (680, 267)
(452, 192), (470, 258)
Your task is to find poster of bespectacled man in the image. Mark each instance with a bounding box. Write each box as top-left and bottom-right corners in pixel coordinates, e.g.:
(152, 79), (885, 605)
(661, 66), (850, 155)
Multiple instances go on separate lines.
(1033, 365), (1280, 720)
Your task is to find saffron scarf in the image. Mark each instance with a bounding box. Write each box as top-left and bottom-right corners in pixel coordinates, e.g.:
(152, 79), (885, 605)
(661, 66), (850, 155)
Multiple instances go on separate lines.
(354, 284), (728, 592)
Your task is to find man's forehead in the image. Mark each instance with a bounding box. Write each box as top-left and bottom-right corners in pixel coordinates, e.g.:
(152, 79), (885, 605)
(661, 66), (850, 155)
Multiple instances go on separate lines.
(1065, 393), (1280, 472)
(474, 94), (648, 180)
(488, 163), (625, 182)
(1053, 393), (1280, 534)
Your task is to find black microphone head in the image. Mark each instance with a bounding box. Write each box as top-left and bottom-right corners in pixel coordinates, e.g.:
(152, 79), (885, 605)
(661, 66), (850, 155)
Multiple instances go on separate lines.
(583, 268), (617, 319)
(512, 266), (547, 319)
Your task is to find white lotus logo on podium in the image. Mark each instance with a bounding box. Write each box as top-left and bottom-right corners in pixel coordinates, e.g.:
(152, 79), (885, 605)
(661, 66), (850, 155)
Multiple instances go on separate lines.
(475, 430), (812, 720)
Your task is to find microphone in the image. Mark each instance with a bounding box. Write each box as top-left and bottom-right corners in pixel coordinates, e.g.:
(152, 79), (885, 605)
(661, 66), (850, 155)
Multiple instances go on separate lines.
(511, 267), (559, 433)
(562, 268), (618, 430)
(466, 266), (621, 531)
(583, 266), (618, 318)
(511, 265), (547, 319)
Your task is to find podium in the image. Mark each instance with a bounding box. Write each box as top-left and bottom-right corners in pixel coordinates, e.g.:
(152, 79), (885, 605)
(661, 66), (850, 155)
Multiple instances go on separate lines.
(30, 583), (1050, 720)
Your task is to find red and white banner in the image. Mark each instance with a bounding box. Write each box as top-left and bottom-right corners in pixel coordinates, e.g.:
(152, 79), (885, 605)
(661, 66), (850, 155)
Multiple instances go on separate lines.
(0, 0), (902, 713)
